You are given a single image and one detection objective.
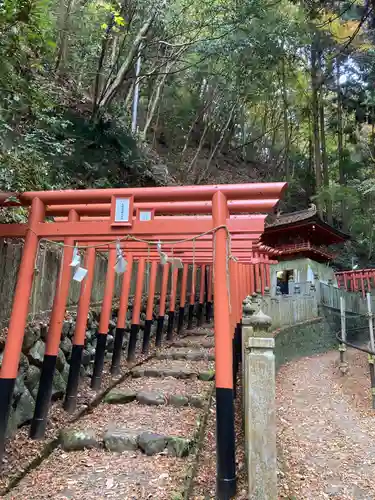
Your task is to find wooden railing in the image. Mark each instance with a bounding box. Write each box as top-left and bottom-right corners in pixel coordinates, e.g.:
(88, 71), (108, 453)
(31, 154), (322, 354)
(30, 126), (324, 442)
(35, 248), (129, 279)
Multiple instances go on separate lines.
(265, 281), (371, 328)
(277, 242), (334, 259)
(319, 282), (369, 315)
(261, 294), (318, 328)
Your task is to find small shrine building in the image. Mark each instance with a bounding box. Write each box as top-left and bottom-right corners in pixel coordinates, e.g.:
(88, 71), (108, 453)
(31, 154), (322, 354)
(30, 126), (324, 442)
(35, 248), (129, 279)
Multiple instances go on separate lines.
(261, 205), (349, 295)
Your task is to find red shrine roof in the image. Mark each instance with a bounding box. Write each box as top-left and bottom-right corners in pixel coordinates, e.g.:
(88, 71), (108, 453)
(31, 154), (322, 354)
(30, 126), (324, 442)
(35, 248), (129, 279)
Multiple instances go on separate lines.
(262, 205), (349, 262)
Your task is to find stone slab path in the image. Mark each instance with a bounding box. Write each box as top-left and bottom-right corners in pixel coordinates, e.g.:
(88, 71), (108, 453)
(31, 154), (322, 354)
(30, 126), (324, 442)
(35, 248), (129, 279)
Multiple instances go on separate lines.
(5, 327), (215, 499)
(277, 348), (375, 499)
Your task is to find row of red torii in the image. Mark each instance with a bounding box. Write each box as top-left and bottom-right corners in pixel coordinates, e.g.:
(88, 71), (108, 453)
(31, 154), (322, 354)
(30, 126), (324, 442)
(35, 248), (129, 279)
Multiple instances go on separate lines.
(335, 269), (375, 298)
(0, 182), (286, 499)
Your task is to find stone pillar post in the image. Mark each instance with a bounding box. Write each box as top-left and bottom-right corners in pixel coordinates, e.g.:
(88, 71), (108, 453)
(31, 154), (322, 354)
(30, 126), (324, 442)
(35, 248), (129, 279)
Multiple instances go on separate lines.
(241, 297), (256, 430)
(242, 297), (255, 363)
(262, 287), (271, 317)
(244, 309), (276, 500)
(288, 274), (294, 295)
(314, 272), (321, 304)
(251, 292), (260, 310)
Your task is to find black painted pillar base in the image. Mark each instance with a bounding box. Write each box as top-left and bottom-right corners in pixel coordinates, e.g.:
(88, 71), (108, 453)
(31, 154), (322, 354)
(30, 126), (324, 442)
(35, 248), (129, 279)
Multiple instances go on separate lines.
(216, 387), (236, 499)
(232, 335), (237, 400)
(64, 344), (84, 413)
(155, 316), (164, 347)
(236, 322), (242, 365)
(197, 303), (203, 327)
(127, 324), (139, 362)
(167, 311), (175, 341)
(142, 319), (153, 354)
(91, 332), (107, 390)
(238, 321), (242, 364)
(110, 328), (125, 375)
(232, 323), (243, 399)
(30, 354), (57, 439)
(0, 378), (15, 462)
(187, 304), (194, 330)
(206, 301), (212, 322)
(177, 306), (185, 334)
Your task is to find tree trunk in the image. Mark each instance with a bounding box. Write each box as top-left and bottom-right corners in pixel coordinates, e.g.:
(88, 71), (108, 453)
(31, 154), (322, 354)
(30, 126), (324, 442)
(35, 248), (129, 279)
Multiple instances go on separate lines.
(319, 84), (332, 224)
(110, 35), (119, 68)
(179, 86), (218, 182)
(311, 39), (323, 216)
(180, 103), (208, 158)
(141, 45), (187, 140)
(131, 44), (143, 134)
(97, 16), (154, 113)
(186, 121), (211, 181)
(92, 19), (114, 118)
(124, 80), (135, 109)
(337, 58), (347, 230)
(241, 108), (247, 159)
(281, 57), (290, 182)
(55, 0), (75, 74)
(141, 72), (168, 141)
(152, 100), (161, 148)
(196, 103), (236, 183)
(308, 113), (313, 183)
(220, 116), (236, 153)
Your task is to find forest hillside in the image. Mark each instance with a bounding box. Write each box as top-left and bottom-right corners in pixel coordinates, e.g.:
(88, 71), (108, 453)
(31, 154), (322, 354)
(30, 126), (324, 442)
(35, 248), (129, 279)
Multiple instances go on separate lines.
(1, 0), (375, 267)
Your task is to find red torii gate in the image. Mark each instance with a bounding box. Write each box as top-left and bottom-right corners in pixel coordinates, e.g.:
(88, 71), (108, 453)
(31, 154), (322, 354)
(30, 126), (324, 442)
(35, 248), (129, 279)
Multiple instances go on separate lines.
(335, 269), (375, 298)
(42, 215), (272, 408)
(0, 182), (286, 499)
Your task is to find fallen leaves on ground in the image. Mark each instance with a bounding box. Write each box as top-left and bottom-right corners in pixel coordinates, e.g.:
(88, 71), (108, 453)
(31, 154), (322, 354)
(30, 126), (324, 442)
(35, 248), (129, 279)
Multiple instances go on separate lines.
(2, 327), (215, 499)
(0, 345), (158, 493)
(190, 381), (248, 499)
(277, 348), (375, 499)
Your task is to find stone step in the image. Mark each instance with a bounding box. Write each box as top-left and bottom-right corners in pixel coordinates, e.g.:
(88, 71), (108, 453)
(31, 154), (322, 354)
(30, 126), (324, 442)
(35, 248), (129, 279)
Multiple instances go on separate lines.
(173, 338), (214, 348)
(131, 367), (215, 381)
(118, 376), (211, 406)
(73, 392), (207, 438)
(156, 349), (215, 361)
(137, 359), (215, 380)
(60, 428), (192, 457)
(184, 328), (214, 337)
(104, 388), (206, 408)
(103, 388), (137, 404)
(4, 341), (215, 500)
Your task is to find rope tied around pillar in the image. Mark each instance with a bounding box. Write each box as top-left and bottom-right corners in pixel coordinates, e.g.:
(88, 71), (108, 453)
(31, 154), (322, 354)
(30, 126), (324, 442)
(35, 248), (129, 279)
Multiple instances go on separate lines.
(26, 223), (236, 327)
(226, 232), (232, 314)
(145, 242), (150, 292)
(171, 246), (175, 299)
(31, 241), (47, 321)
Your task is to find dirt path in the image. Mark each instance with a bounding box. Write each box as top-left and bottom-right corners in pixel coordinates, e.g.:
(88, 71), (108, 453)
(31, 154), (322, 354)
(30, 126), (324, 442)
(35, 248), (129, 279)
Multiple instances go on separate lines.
(4, 327), (215, 499)
(277, 348), (375, 500)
